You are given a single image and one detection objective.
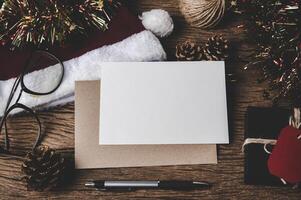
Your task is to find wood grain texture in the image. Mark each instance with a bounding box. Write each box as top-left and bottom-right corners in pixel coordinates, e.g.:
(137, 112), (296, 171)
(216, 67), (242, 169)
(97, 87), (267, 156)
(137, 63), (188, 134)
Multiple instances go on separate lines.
(0, 0), (301, 199)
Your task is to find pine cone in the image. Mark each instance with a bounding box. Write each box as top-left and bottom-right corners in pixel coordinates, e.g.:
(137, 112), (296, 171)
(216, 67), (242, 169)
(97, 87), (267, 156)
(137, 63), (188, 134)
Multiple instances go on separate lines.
(176, 41), (205, 61)
(21, 145), (66, 191)
(204, 35), (229, 61)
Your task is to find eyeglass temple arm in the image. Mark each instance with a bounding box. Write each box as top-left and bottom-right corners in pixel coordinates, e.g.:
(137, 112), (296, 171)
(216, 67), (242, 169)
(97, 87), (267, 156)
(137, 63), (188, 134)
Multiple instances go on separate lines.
(0, 103), (42, 152)
(4, 76), (21, 112)
(0, 117), (8, 153)
(0, 76), (23, 153)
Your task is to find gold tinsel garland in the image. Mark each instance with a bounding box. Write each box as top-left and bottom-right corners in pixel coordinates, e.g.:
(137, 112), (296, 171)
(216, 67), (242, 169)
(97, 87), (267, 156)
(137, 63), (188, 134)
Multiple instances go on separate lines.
(0, 0), (121, 49)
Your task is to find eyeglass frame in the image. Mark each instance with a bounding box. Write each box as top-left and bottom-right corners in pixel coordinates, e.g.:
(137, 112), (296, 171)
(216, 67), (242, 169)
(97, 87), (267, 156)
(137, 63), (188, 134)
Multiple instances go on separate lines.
(0, 50), (64, 154)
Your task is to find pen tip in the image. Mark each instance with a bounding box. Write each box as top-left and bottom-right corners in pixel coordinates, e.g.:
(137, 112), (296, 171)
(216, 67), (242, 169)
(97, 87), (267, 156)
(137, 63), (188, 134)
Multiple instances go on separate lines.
(193, 181), (210, 187)
(85, 181), (95, 187)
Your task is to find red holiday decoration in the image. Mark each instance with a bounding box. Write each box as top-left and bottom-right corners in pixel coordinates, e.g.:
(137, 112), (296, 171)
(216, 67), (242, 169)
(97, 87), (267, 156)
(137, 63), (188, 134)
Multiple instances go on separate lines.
(268, 126), (301, 184)
(0, 6), (144, 81)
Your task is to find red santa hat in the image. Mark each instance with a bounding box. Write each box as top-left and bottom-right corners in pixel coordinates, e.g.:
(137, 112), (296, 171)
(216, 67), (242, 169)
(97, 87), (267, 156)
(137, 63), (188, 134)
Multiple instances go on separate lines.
(0, 7), (174, 116)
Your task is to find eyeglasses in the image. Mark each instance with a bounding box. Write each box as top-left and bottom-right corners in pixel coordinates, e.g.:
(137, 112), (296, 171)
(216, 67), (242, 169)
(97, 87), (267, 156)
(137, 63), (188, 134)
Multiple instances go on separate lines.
(0, 50), (64, 154)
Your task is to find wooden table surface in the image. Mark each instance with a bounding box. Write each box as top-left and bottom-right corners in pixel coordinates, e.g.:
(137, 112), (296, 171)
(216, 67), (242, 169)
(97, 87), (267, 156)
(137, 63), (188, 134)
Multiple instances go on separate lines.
(1, 0), (301, 199)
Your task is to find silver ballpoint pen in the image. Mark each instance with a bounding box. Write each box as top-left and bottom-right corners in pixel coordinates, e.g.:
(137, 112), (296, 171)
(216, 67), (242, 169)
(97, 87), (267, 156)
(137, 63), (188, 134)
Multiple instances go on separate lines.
(85, 180), (210, 190)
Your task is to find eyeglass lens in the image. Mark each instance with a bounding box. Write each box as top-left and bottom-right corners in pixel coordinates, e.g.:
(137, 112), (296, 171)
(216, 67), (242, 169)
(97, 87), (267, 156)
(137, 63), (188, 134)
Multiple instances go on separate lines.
(22, 50), (64, 95)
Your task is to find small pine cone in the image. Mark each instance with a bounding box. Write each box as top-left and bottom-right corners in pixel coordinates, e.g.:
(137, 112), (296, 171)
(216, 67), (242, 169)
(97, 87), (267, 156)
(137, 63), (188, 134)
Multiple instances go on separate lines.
(176, 41), (205, 61)
(21, 145), (66, 191)
(204, 35), (229, 61)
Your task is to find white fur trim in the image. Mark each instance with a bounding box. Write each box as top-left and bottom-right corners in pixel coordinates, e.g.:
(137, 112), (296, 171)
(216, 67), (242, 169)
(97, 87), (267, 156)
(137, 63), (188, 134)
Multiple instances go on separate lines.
(0, 30), (166, 116)
(140, 9), (174, 38)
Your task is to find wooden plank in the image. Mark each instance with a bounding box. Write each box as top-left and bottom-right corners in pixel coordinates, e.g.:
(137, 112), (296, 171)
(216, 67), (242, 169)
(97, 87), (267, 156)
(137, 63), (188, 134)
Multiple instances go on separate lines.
(0, 0), (300, 199)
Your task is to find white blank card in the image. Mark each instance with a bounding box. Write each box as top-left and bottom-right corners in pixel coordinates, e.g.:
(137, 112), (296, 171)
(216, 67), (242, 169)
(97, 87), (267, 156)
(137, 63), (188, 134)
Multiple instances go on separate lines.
(99, 62), (229, 145)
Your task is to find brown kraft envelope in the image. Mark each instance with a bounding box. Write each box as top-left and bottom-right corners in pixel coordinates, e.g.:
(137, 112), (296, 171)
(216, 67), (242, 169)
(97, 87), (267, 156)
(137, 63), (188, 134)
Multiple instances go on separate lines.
(75, 80), (217, 169)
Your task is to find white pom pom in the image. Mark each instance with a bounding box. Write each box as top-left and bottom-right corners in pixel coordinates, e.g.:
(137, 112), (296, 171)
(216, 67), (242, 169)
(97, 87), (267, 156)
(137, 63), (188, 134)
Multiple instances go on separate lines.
(140, 9), (174, 38)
